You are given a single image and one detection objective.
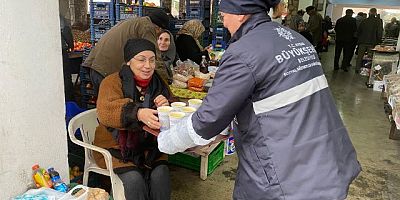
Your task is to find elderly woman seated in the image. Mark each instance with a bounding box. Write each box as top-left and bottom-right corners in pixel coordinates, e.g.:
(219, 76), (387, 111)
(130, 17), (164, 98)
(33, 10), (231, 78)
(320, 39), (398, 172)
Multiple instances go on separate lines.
(93, 38), (171, 200)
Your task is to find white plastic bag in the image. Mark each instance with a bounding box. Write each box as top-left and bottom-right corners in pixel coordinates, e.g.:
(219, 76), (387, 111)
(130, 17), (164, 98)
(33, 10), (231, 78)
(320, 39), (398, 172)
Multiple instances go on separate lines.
(60, 185), (89, 200)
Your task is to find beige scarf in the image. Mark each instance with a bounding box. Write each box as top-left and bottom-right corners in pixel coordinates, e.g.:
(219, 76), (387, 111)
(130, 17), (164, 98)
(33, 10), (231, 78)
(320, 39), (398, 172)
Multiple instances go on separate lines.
(177, 19), (205, 50)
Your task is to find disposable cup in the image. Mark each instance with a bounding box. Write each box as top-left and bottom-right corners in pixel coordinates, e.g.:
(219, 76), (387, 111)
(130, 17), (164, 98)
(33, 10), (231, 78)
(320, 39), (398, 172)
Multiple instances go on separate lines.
(171, 102), (186, 111)
(169, 112), (186, 129)
(188, 99), (203, 109)
(157, 106), (174, 131)
(182, 106), (197, 117)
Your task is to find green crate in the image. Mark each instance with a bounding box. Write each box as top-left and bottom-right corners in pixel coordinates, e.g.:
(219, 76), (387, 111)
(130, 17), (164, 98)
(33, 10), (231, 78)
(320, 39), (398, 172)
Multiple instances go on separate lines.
(168, 142), (224, 175)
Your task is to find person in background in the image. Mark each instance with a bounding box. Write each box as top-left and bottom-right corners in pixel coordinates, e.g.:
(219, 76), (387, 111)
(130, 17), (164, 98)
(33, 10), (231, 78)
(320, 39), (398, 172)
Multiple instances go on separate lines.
(362, 13), (368, 19)
(355, 12), (365, 29)
(298, 21), (313, 43)
(60, 14), (75, 102)
(82, 10), (170, 96)
(163, 7), (176, 21)
(321, 15), (333, 52)
(334, 9), (357, 72)
(157, 0), (361, 199)
(377, 14), (384, 32)
(94, 39), (171, 200)
(385, 17), (400, 38)
(306, 6), (323, 53)
(157, 29), (177, 83)
(356, 8), (383, 73)
(175, 19), (211, 65)
(354, 12), (365, 56)
(288, 9), (305, 32)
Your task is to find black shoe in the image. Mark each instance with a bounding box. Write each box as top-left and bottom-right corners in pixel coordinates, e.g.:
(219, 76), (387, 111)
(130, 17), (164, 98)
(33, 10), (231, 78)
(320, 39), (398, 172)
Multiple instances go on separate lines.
(334, 67), (339, 71)
(341, 67), (348, 72)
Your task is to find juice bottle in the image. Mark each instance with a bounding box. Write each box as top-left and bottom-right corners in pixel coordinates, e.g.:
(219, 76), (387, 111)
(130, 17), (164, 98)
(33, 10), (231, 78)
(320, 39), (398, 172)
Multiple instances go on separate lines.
(32, 164), (53, 188)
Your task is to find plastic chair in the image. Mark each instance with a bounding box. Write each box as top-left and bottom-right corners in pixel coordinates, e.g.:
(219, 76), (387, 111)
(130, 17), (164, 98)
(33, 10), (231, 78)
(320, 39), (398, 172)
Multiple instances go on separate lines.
(68, 109), (126, 200)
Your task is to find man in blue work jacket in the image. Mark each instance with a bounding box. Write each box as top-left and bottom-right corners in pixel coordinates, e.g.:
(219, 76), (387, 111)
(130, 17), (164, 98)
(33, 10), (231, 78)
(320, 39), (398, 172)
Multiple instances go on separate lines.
(158, 0), (361, 199)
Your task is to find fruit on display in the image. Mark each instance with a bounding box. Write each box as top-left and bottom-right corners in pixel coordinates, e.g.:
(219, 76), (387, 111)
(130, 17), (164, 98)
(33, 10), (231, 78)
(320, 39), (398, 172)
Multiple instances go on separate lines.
(144, 2), (157, 7)
(135, 1), (157, 7)
(74, 41), (92, 51)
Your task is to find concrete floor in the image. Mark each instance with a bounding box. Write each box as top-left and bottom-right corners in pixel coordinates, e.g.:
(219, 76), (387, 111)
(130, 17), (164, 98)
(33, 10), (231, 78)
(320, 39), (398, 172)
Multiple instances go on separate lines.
(169, 46), (400, 200)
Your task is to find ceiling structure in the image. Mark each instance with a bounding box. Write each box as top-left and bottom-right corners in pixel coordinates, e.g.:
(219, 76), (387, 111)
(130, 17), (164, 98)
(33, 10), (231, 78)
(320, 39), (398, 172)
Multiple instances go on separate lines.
(328, 0), (400, 6)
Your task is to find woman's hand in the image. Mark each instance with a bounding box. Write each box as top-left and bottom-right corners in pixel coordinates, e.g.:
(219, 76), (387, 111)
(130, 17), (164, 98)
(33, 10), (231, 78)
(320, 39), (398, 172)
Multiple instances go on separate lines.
(154, 95), (169, 107)
(137, 108), (161, 129)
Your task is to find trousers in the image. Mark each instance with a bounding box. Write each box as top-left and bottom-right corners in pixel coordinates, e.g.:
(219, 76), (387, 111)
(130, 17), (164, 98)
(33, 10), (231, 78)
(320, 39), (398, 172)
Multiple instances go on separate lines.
(118, 164), (170, 200)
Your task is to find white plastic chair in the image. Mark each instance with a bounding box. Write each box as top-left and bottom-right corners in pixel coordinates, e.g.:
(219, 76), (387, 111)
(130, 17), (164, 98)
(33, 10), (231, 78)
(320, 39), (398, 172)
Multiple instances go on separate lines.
(68, 108), (126, 200)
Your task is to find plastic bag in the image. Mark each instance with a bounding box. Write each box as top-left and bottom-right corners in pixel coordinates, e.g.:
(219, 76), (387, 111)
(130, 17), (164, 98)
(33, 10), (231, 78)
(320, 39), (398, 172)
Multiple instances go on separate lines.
(174, 59), (199, 77)
(13, 188), (72, 200)
(62, 185), (88, 200)
(13, 185), (89, 200)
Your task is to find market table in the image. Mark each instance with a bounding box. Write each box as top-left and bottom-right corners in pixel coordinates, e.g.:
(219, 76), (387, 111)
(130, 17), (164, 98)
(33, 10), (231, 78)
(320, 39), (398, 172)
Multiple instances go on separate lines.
(382, 74), (400, 140)
(367, 47), (399, 88)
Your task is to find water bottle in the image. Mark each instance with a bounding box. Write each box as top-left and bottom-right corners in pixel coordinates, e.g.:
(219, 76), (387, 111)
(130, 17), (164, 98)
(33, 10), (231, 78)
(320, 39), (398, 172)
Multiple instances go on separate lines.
(32, 164), (53, 188)
(48, 167), (68, 192)
(200, 55), (209, 74)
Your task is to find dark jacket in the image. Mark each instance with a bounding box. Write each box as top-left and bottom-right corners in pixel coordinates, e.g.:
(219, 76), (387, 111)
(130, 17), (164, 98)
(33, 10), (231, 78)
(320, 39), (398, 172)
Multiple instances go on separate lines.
(60, 15), (74, 52)
(83, 17), (158, 77)
(335, 15), (357, 42)
(175, 34), (209, 65)
(299, 30), (313, 43)
(357, 16), (383, 45)
(192, 13), (360, 199)
(385, 21), (400, 38)
(307, 13), (323, 45)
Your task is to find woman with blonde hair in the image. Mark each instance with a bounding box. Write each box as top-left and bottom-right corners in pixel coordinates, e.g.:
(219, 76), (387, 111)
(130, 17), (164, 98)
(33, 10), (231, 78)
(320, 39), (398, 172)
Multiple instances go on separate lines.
(175, 19), (211, 65)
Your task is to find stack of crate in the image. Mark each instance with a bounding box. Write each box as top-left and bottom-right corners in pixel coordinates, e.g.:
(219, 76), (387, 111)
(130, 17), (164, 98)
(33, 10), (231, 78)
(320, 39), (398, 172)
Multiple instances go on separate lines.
(115, 3), (139, 23)
(212, 25), (228, 50)
(186, 0), (211, 47)
(115, 2), (165, 23)
(80, 47), (96, 109)
(89, 0), (115, 44)
(211, 0), (221, 27)
(211, 0), (229, 50)
(81, 0), (115, 109)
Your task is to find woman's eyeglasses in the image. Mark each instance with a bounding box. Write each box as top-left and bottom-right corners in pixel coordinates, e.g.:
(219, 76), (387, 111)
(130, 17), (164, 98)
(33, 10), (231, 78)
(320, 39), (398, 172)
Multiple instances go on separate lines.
(133, 55), (156, 65)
